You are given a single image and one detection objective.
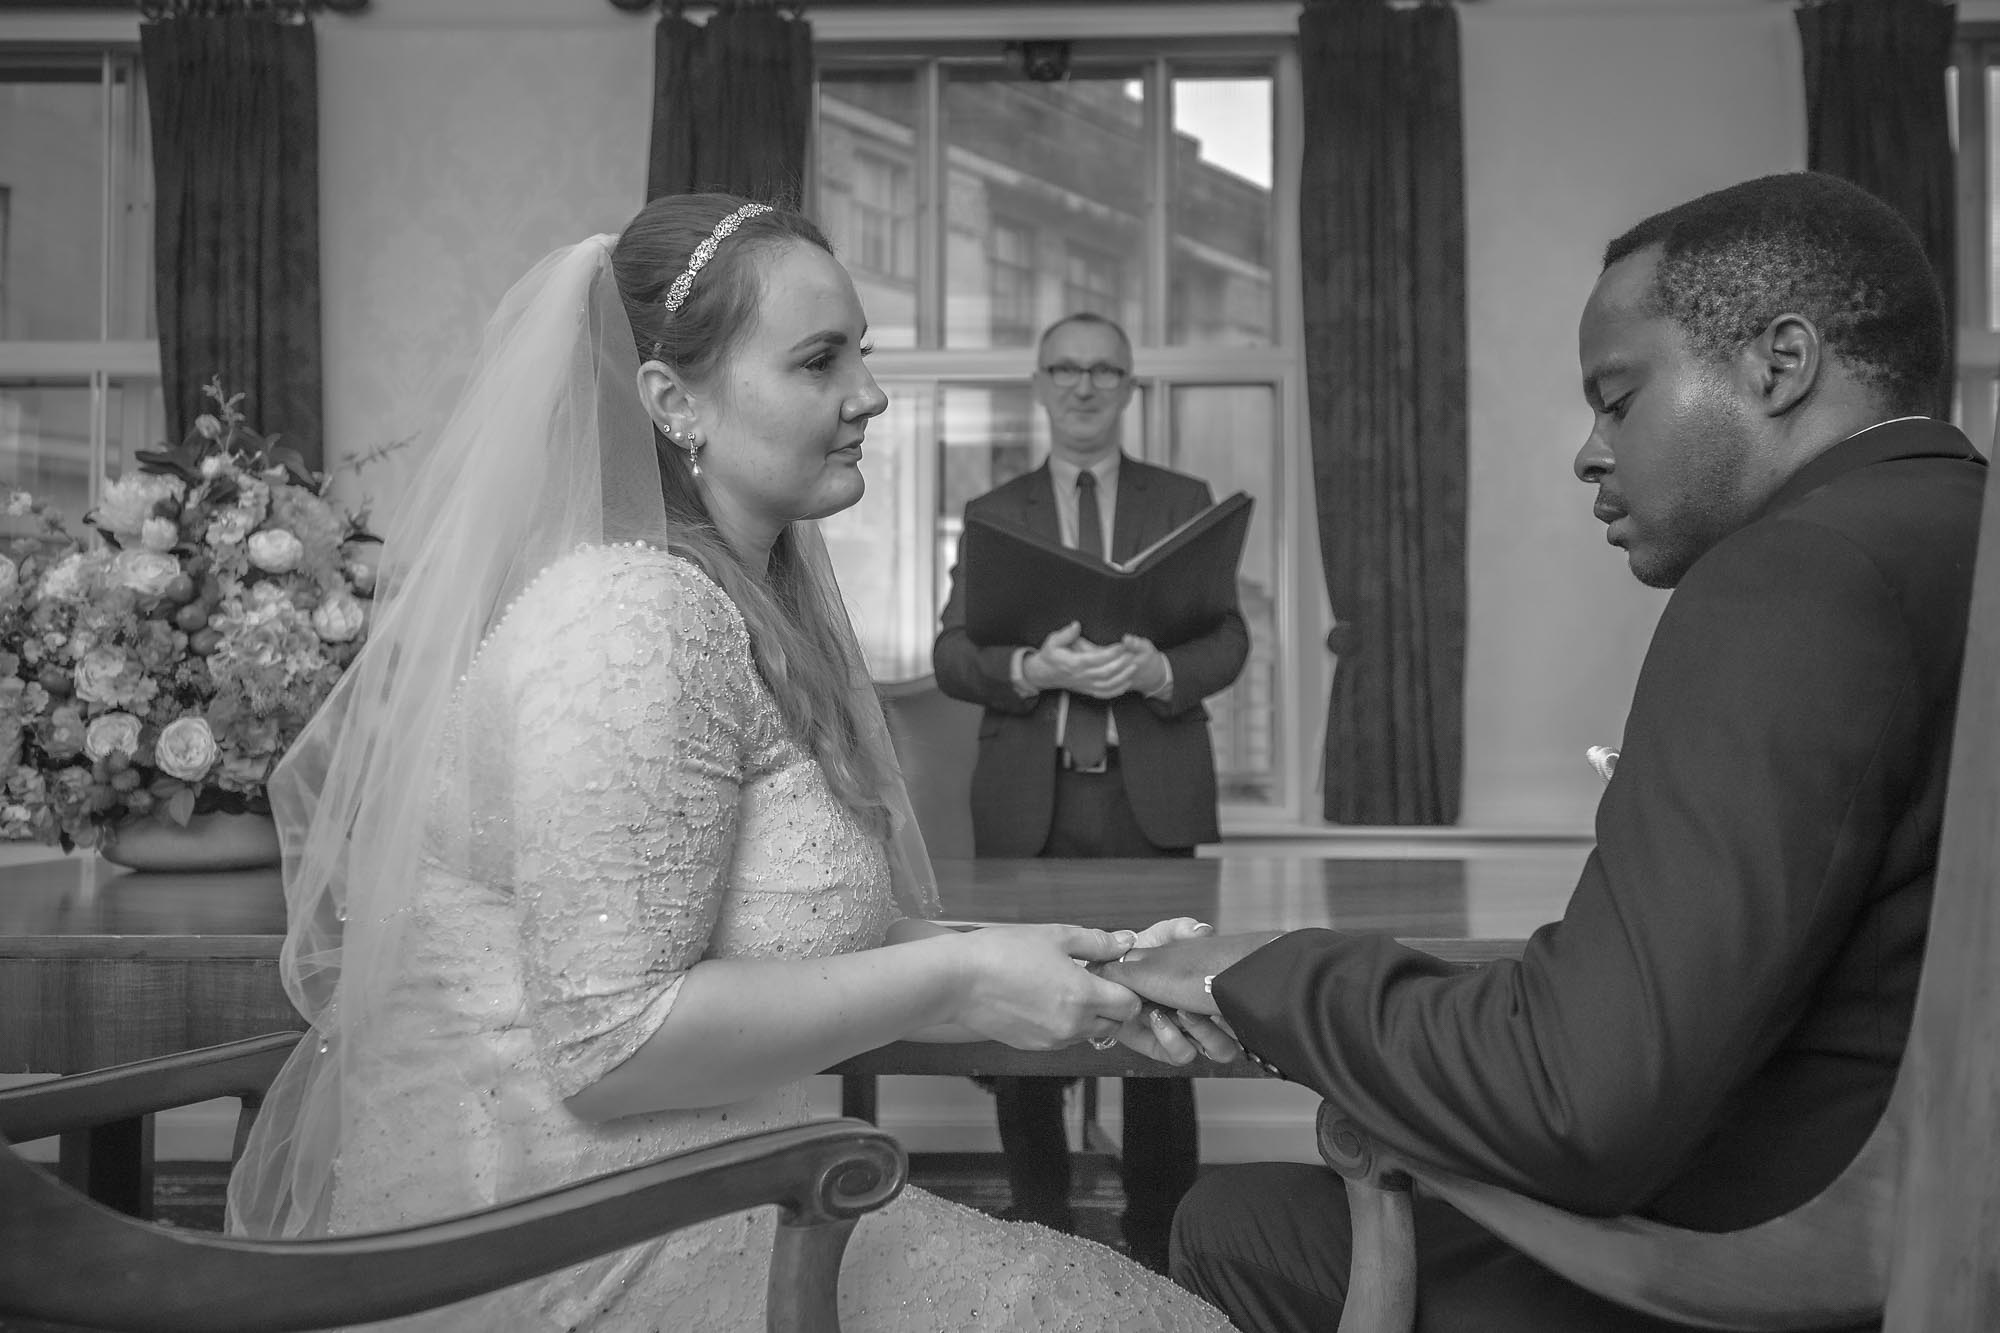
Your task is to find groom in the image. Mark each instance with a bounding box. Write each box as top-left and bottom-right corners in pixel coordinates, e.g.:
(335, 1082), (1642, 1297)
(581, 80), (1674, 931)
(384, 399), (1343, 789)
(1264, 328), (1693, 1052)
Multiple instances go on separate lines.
(1106, 171), (1985, 1330)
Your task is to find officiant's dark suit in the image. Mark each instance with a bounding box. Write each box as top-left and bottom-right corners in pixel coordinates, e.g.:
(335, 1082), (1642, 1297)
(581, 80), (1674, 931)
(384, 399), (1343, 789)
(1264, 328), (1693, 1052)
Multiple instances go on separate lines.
(1164, 173), (1986, 1332)
(933, 456), (1248, 854)
(932, 311), (1248, 1272)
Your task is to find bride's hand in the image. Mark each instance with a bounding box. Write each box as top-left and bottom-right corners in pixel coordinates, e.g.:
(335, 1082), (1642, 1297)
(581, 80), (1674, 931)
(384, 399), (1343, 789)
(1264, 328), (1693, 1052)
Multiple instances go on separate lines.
(1104, 1004), (1243, 1066)
(945, 924), (1142, 1050)
(1123, 916), (1215, 950)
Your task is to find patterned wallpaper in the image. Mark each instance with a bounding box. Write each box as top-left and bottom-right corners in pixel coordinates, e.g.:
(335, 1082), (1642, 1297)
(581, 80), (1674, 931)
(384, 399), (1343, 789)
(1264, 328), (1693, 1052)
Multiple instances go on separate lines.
(317, 19), (652, 527)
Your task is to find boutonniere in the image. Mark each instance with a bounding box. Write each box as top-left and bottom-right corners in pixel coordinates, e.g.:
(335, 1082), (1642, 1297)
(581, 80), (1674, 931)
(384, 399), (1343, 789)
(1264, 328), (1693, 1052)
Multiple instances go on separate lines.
(1586, 745), (1619, 782)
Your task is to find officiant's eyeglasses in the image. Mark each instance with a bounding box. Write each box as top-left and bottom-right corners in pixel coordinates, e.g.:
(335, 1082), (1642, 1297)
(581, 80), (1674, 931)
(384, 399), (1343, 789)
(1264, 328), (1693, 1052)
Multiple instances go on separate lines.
(1043, 362), (1131, 390)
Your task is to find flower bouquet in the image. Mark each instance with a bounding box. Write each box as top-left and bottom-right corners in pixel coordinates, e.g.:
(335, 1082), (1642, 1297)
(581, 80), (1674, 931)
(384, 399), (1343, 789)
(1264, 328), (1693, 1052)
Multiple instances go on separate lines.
(0, 379), (379, 854)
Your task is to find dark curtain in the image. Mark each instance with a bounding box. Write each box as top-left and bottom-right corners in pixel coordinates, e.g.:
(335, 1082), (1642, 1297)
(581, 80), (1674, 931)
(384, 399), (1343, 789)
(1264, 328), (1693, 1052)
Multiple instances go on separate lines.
(1298, 0), (1467, 825)
(1798, 0), (1957, 418)
(647, 2), (812, 204)
(142, 7), (323, 467)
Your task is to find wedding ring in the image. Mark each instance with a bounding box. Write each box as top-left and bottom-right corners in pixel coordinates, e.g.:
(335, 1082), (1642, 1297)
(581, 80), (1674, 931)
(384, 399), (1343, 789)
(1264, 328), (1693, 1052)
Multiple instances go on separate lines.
(1089, 1035), (1118, 1051)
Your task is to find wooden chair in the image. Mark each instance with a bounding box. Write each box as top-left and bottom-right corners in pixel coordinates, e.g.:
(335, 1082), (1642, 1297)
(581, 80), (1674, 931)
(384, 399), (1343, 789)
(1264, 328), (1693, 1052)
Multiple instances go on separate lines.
(875, 673), (981, 861)
(1319, 459), (2000, 1331)
(0, 1032), (907, 1333)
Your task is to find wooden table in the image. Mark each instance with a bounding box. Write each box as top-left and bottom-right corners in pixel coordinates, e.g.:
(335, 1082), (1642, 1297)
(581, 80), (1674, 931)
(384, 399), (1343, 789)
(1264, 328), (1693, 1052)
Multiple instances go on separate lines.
(0, 849), (1582, 1210)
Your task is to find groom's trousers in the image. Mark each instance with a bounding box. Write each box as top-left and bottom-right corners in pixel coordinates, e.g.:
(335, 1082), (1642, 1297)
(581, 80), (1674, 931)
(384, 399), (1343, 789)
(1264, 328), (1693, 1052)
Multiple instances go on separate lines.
(1169, 1162), (1881, 1332)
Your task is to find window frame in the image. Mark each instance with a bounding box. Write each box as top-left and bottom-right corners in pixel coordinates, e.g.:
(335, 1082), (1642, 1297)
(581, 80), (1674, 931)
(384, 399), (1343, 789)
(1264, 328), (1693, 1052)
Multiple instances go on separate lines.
(812, 23), (1323, 830)
(0, 11), (159, 513)
(1955, 26), (2000, 455)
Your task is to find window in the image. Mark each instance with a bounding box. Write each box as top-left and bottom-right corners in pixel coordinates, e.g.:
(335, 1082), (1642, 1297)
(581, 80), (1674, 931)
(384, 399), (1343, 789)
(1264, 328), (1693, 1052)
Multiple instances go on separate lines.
(1953, 29), (2000, 453)
(814, 35), (1310, 822)
(1061, 240), (1123, 321)
(849, 151), (915, 281)
(0, 39), (159, 529)
(987, 217), (1038, 345)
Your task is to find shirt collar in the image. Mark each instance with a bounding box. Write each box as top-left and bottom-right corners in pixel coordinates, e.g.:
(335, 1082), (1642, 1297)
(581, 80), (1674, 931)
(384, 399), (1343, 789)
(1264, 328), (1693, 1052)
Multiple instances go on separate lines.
(1048, 452), (1122, 492)
(1763, 416), (1984, 517)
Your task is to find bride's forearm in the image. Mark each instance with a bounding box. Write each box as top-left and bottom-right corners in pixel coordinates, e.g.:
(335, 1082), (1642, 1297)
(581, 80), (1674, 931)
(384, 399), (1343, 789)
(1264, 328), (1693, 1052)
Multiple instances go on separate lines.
(563, 936), (969, 1121)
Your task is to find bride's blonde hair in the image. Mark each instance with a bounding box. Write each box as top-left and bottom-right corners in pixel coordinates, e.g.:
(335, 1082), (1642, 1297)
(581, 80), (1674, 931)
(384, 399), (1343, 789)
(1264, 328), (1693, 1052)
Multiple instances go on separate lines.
(612, 193), (893, 834)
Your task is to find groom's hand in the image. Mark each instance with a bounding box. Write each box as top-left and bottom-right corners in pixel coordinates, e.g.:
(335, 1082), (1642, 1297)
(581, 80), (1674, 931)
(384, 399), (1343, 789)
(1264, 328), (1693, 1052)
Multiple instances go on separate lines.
(1096, 931), (1284, 1015)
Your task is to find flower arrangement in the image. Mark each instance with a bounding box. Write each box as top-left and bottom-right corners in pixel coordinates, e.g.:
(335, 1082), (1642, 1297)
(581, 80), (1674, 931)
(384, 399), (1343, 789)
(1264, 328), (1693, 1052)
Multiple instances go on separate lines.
(0, 379), (379, 851)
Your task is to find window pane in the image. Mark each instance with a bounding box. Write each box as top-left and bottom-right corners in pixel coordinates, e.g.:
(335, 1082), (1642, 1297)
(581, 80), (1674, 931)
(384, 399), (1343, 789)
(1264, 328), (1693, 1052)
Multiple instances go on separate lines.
(1168, 384), (1280, 804)
(819, 70), (920, 349)
(1169, 71), (1275, 345)
(1988, 63), (2000, 333)
(0, 384), (95, 523)
(824, 378), (927, 678)
(107, 377), (165, 476)
(0, 57), (113, 340)
(943, 68), (1147, 349)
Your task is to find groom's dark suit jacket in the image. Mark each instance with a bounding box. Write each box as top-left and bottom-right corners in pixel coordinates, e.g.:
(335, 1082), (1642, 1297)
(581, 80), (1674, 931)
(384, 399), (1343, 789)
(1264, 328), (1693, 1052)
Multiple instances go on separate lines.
(933, 456), (1250, 856)
(1217, 418), (1986, 1232)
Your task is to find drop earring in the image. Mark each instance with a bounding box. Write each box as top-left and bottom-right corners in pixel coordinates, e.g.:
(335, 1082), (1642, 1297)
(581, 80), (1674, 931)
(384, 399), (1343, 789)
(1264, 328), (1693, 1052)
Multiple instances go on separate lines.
(669, 427), (703, 478)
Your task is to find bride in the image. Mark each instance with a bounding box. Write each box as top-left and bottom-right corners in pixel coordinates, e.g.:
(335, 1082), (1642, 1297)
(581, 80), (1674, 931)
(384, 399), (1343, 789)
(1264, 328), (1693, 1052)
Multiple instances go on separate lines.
(225, 192), (1238, 1331)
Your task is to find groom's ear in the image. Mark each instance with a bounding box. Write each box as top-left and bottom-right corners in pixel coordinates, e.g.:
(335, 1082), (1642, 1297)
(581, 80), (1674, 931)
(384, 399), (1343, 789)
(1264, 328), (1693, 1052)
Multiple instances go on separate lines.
(636, 361), (702, 439)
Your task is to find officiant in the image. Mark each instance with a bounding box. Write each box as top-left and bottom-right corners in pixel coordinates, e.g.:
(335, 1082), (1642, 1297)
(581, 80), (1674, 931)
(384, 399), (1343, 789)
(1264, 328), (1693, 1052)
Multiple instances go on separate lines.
(932, 310), (1251, 1273)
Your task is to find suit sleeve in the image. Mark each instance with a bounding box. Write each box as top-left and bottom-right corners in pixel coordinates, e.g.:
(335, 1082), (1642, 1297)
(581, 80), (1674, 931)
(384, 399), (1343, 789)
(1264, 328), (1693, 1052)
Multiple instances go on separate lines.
(1214, 518), (1920, 1214)
(1147, 478), (1249, 717)
(933, 493), (1040, 714)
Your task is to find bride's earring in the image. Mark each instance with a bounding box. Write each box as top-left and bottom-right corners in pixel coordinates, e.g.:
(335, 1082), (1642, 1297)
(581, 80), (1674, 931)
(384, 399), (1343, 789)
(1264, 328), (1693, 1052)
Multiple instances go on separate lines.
(668, 427), (703, 478)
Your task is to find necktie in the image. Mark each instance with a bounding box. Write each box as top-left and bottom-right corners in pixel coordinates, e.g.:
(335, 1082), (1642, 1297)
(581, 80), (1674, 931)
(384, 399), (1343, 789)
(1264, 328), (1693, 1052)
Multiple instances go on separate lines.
(1076, 468), (1105, 561)
(1066, 470), (1110, 769)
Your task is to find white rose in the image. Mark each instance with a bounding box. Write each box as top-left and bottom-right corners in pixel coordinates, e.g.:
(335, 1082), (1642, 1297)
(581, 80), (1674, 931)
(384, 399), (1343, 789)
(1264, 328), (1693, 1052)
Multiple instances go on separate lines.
(72, 648), (131, 705)
(0, 558), (16, 595)
(311, 590), (367, 643)
(195, 413), (224, 441)
(200, 455), (228, 479)
(113, 548), (182, 598)
(155, 716), (219, 782)
(38, 553), (91, 601)
(247, 528), (304, 574)
(5, 492), (33, 517)
(84, 712), (142, 760)
(141, 516), (180, 552)
(93, 472), (185, 541)
(206, 508), (255, 546)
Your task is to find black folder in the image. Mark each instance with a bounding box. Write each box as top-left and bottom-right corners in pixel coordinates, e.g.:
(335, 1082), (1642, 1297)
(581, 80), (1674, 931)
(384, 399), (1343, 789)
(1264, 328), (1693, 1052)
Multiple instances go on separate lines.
(960, 491), (1253, 648)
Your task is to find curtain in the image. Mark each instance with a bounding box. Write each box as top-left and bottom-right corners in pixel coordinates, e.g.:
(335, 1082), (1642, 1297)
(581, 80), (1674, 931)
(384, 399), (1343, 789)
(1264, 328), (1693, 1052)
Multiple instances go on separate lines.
(1797, 0), (1957, 418)
(141, 5), (323, 467)
(647, 1), (812, 204)
(1298, 0), (1467, 825)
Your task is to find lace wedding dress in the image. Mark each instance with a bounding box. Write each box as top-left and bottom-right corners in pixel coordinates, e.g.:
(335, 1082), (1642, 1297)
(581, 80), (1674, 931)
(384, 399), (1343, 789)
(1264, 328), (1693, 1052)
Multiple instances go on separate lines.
(322, 544), (1233, 1332)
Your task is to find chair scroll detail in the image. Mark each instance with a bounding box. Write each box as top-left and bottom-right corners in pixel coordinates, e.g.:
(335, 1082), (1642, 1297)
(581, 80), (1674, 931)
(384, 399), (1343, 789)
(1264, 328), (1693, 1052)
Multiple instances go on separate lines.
(0, 1033), (908, 1333)
(1316, 1105), (1416, 1333)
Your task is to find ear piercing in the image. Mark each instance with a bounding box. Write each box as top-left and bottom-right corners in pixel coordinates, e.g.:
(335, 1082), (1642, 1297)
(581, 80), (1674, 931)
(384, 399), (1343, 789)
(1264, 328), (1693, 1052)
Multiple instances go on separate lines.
(668, 427), (704, 477)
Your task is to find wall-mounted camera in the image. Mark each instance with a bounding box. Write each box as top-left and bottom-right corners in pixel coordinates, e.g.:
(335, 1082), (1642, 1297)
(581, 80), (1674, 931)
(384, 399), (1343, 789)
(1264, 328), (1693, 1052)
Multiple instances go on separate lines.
(1006, 40), (1072, 84)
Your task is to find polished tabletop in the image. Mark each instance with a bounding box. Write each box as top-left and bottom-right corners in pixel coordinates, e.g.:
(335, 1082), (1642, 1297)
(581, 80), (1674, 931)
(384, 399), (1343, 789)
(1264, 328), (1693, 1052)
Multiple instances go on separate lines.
(0, 849), (1586, 952)
(1, 846), (1589, 1078)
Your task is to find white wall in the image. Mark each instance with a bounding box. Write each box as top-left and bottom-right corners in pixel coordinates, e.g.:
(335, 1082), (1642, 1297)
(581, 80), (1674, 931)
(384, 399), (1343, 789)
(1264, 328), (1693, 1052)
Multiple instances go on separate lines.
(1457, 1), (1805, 829)
(317, 0), (655, 518)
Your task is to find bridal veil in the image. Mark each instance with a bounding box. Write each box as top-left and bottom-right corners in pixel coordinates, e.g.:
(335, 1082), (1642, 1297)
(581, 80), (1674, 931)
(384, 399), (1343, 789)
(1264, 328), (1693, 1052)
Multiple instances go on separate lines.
(228, 232), (937, 1238)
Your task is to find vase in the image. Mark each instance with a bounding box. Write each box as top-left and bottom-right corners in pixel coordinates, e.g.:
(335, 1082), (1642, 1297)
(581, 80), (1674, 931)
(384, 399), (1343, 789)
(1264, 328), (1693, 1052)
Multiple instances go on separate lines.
(98, 811), (283, 873)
